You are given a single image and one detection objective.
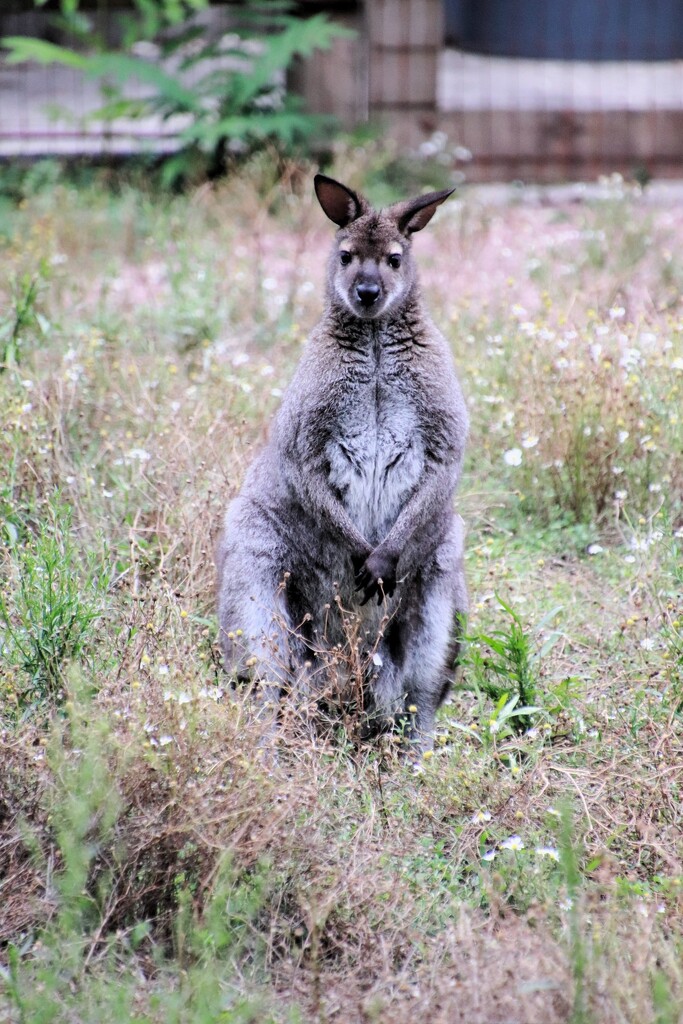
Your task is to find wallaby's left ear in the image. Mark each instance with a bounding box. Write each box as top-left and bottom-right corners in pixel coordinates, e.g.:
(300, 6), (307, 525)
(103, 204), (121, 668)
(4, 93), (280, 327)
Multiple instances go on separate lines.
(314, 174), (367, 228)
(391, 187), (455, 235)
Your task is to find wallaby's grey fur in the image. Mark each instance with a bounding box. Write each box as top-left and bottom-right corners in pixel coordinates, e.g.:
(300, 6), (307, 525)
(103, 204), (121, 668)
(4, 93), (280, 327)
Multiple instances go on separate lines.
(217, 174), (468, 752)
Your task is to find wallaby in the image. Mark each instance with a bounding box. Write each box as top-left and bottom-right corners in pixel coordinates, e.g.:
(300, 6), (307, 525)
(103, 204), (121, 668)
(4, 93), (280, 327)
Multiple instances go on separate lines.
(216, 174), (469, 752)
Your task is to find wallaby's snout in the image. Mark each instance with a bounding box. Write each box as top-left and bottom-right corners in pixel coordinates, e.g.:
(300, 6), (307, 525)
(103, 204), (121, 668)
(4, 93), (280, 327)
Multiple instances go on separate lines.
(355, 272), (381, 309)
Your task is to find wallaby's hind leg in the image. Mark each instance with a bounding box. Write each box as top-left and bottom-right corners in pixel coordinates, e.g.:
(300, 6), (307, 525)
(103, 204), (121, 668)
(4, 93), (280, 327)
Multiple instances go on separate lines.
(217, 554), (320, 743)
(218, 579), (290, 733)
(400, 517), (468, 754)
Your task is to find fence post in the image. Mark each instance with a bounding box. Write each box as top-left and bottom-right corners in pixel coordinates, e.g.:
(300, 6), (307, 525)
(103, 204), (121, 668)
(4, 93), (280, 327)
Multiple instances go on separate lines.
(366, 0), (443, 148)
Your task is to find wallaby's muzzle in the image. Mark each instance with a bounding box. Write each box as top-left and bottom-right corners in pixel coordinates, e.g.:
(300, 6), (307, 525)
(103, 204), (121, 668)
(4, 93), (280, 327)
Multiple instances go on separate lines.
(355, 280), (380, 307)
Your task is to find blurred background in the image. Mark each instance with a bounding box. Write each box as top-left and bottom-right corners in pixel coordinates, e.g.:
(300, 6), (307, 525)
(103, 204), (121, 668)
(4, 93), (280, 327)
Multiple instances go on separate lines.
(2, 0), (683, 183)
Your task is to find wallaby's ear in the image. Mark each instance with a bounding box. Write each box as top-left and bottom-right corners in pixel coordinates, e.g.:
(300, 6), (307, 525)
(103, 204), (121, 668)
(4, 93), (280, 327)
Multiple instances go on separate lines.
(391, 187), (455, 235)
(314, 174), (366, 228)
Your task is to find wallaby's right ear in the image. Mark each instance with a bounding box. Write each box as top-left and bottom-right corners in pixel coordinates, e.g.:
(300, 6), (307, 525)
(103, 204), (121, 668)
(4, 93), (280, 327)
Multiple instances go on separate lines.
(314, 174), (365, 228)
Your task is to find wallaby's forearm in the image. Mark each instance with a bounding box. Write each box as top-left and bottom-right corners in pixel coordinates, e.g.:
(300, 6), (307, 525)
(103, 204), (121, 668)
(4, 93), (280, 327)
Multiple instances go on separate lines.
(283, 457), (371, 559)
(383, 456), (461, 560)
(310, 479), (372, 557)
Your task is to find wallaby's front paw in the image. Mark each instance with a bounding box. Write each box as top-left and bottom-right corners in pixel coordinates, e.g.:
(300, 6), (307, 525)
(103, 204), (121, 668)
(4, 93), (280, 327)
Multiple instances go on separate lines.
(351, 550), (369, 575)
(354, 549), (398, 605)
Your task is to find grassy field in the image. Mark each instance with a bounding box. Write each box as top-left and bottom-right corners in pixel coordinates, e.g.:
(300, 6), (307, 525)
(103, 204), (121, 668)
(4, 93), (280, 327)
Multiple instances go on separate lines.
(1, 155), (682, 1023)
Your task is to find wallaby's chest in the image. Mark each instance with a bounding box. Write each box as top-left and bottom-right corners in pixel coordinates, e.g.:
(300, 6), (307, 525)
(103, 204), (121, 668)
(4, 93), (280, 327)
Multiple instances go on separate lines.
(326, 370), (424, 543)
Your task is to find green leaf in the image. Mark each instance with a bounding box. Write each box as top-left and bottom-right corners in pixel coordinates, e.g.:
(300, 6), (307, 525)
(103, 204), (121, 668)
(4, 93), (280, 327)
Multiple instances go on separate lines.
(537, 631), (563, 659)
(4, 521), (19, 547)
(35, 313), (51, 336)
(228, 15), (351, 111)
(448, 721), (483, 743)
(495, 692), (518, 714)
(179, 110), (320, 150)
(86, 53), (202, 113)
(534, 604), (564, 632)
(495, 593), (523, 627)
(2, 36), (91, 70)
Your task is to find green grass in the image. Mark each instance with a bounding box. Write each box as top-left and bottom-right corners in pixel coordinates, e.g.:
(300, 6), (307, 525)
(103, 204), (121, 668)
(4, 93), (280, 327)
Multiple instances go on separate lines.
(0, 158), (682, 1023)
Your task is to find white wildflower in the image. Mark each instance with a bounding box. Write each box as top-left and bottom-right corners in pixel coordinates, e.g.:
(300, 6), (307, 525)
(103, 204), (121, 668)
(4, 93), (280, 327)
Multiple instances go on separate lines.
(620, 348), (642, 370)
(503, 448), (523, 467)
(500, 835), (525, 852)
(127, 448), (151, 463)
(199, 686), (224, 701)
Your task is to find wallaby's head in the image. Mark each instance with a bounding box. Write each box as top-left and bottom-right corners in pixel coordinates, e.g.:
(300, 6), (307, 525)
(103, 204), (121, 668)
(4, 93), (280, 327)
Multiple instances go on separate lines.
(314, 174), (454, 321)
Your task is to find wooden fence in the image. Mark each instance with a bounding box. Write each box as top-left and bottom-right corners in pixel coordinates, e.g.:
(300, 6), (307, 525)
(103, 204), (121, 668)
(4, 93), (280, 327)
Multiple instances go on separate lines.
(2, 0), (683, 180)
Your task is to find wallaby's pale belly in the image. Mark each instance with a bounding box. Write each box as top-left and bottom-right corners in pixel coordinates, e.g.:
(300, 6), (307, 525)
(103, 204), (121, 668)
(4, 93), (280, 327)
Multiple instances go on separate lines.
(327, 391), (424, 545)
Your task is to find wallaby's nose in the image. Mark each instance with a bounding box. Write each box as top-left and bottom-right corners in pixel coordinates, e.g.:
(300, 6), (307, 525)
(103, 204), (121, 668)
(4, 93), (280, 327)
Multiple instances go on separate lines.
(355, 281), (380, 307)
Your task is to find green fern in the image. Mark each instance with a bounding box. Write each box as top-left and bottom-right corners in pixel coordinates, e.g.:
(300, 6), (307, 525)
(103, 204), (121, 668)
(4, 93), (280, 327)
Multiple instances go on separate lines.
(3, 0), (353, 184)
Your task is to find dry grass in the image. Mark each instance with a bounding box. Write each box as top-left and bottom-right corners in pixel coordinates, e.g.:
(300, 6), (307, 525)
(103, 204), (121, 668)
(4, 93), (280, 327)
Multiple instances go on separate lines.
(0, 158), (682, 1023)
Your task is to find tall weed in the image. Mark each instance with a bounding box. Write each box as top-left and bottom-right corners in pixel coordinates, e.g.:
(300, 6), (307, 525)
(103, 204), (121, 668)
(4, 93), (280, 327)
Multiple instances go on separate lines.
(0, 496), (108, 713)
(460, 596), (560, 739)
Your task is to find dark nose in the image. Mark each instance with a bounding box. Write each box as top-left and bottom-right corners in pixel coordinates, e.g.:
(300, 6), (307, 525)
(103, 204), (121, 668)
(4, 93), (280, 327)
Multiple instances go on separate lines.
(355, 281), (380, 307)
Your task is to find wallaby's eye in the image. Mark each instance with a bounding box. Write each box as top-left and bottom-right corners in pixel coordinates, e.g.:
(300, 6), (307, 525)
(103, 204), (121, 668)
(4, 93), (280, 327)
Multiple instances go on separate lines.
(388, 254), (402, 270)
(339, 251), (352, 266)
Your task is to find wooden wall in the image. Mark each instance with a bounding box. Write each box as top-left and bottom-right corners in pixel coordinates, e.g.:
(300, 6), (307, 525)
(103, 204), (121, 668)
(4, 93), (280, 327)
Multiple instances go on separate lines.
(293, 0), (442, 145)
(366, 0), (443, 146)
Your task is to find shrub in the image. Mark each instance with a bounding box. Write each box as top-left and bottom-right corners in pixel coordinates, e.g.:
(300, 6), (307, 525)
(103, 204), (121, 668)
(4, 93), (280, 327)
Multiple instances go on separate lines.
(3, 0), (352, 186)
